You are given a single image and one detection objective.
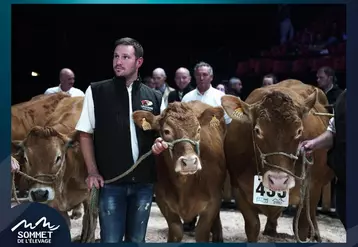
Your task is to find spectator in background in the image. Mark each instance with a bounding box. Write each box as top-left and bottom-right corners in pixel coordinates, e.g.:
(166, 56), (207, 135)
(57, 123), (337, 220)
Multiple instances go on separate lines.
(227, 77), (243, 98)
(216, 84), (226, 94)
(316, 66), (343, 106)
(44, 68), (85, 97)
(153, 68), (175, 112)
(167, 67), (194, 104)
(262, 73), (278, 87)
(278, 4), (294, 45)
(143, 76), (156, 89)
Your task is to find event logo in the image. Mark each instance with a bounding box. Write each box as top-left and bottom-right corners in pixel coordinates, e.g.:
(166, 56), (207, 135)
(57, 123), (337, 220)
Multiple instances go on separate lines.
(11, 216), (60, 244)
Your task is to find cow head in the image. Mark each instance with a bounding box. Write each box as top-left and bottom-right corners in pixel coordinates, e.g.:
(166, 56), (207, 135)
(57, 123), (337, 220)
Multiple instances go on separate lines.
(222, 89), (317, 191)
(133, 101), (224, 176)
(12, 126), (78, 204)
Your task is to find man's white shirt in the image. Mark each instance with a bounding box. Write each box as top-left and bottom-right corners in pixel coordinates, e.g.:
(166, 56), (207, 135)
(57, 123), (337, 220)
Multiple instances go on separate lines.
(44, 85), (85, 97)
(75, 84), (139, 163)
(181, 86), (232, 124)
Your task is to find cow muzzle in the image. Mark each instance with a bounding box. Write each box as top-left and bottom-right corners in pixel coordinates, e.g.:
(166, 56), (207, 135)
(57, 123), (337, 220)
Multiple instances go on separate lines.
(262, 171), (295, 191)
(28, 186), (55, 203)
(175, 155), (202, 175)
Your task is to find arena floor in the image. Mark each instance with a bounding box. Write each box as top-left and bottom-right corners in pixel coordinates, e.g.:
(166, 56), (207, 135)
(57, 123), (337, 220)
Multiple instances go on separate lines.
(70, 202), (346, 243)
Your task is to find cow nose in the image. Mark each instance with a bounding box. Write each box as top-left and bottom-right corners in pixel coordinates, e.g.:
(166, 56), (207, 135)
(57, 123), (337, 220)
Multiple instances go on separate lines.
(30, 190), (49, 202)
(268, 175), (289, 190)
(181, 156), (198, 168)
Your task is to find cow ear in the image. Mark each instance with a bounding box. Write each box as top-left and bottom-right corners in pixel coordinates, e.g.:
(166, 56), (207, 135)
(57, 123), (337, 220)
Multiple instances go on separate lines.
(132, 110), (160, 131)
(221, 95), (252, 121)
(198, 106), (225, 127)
(302, 88), (317, 116)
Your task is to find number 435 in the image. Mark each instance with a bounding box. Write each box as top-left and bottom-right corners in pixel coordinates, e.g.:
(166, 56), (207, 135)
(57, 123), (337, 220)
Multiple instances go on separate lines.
(256, 182), (286, 198)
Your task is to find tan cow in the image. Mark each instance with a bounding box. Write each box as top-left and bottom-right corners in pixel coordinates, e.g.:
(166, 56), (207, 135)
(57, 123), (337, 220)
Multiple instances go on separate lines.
(12, 92), (70, 141)
(12, 126), (96, 243)
(44, 96), (84, 134)
(11, 93), (83, 220)
(133, 101), (227, 242)
(221, 82), (334, 242)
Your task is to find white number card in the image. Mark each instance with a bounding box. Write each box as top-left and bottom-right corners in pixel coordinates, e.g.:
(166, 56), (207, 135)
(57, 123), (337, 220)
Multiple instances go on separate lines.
(252, 175), (289, 207)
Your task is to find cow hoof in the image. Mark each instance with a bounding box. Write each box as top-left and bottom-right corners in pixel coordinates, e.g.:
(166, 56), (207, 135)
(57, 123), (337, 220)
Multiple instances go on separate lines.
(262, 229), (278, 238)
(70, 211), (82, 220)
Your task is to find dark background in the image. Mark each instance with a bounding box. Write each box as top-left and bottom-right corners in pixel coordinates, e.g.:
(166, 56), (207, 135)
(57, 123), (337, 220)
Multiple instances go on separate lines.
(11, 4), (332, 104)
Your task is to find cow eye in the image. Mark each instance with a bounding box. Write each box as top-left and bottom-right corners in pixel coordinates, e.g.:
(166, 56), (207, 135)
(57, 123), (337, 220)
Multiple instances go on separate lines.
(197, 127), (201, 133)
(55, 155), (62, 164)
(254, 126), (264, 138)
(295, 128), (303, 139)
(163, 129), (171, 136)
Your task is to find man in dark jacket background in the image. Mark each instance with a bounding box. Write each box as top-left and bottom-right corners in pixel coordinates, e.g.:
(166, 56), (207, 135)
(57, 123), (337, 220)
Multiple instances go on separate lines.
(167, 67), (194, 104)
(76, 37), (163, 243)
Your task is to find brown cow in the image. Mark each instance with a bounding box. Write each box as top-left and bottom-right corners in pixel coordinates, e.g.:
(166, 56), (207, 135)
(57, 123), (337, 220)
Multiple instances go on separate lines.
(221, 83), (334, 242)
(133, 101), (227, 242)
(12, 126), (96, 243)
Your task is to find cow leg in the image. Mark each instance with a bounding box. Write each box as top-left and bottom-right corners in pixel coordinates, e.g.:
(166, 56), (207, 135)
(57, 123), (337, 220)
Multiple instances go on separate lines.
(210, 211), (223, 242)
(80, 199), (97, 243)
(233, 188), (260, 242)
(195, 200), (221, 242)
(263, 209), (282, 237)
(156, 198), (183, 242)
(70, 203), (83, 220)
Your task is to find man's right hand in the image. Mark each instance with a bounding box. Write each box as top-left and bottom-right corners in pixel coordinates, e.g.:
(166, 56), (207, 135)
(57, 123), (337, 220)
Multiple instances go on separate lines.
(300, 139), (317, 154)
(86, 173), (104, 190)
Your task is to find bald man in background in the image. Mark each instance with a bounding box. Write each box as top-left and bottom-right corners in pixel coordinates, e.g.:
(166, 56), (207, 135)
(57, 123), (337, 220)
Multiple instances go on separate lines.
(44, 68), (85, 97)
(167, 67), (194, 104)
(152, 68), (175, 112)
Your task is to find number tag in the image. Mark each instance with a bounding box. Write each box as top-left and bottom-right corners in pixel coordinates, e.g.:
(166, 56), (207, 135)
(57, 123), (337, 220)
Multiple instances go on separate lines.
(252, 175), (289, 207)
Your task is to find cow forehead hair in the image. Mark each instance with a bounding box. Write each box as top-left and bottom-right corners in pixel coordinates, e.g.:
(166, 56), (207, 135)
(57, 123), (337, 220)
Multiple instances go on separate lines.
(25, 126), (64, 142)
(256, 91), (301, 124)
(159, 102), (199, 126)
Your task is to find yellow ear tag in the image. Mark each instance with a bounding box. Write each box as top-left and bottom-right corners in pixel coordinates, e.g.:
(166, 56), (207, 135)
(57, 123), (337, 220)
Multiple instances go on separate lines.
(233, 107), (244, 118)
(141, 118), (152, 131)
(209, 115), (220, 128)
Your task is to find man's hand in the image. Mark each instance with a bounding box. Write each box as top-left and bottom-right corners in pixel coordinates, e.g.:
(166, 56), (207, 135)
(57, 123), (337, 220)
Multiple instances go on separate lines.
(11, 156), (20, 173)
(152, 137), (168, 155)
(86, 173), (104, 190)
(300, 139), (317, 154)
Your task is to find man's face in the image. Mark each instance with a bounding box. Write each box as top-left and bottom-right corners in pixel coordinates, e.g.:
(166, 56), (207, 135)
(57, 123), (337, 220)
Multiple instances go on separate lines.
(153, 72), (166, 88)
(60, 71), (75, 92)
(235, 81), (242, 92)
(262, 77), (273, 87)
(175, 71), (191, 90)
(194, 66), (213, 92)
(145, 78), (156, 89)
(316, 70), (331, 89)
(113, 45), (142, 79)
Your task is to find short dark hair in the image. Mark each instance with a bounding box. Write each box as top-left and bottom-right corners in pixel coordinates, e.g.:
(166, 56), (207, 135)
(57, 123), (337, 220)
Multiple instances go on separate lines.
(318, 66), (336, 82)
(263, 73), (278, 84)
(114, 37), (144, 58)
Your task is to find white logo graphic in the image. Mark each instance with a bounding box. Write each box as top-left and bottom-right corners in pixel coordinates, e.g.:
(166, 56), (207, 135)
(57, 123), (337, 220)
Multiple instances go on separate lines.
(11, 217), (60, 244)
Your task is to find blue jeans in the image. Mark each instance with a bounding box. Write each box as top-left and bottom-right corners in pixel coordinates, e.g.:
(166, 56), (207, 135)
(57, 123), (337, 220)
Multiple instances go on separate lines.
(98, 183), (154, 243)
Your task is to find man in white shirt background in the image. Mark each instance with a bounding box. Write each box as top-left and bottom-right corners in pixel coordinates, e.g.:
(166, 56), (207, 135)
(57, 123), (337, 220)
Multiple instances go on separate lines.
(182, 61), (232, 125)
(44, 68), (85, 97)
(180, 61), (232, 232)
